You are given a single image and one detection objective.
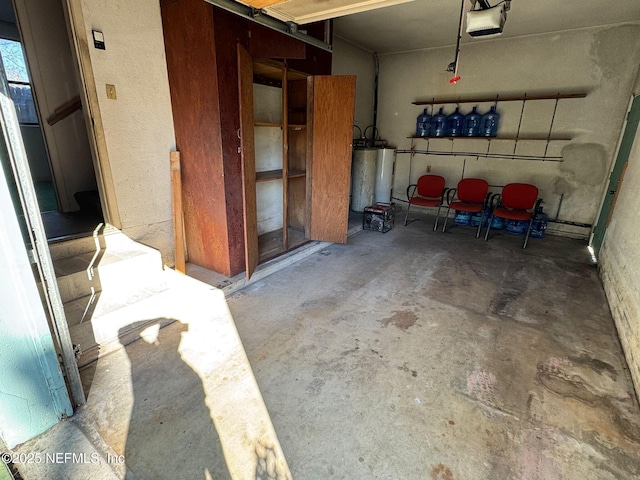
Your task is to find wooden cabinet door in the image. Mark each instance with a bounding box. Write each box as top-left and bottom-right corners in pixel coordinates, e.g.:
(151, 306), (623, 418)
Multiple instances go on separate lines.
(308, 75), (356, 244)
(237, 44), (259, 279)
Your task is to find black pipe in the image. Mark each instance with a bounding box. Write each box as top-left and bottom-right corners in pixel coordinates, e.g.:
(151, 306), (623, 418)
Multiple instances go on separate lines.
(448, 0), (466, 73)
(373, 52), (379, 129)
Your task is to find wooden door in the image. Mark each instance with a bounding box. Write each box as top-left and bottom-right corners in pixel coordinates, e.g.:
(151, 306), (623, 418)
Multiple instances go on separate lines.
(308, 75), (356, 244)
(237, 45), (259, 279)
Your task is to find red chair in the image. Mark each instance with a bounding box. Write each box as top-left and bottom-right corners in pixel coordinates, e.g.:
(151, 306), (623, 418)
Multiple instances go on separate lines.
(484, 183), (541, 249)
(442, 178), (490, 238)
(404, 174), (448, 231)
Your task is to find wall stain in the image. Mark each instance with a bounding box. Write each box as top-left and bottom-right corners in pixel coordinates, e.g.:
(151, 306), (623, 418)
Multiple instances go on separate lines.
(590, 25), (640, 80)
(380, 310), (417, 330)
(553, 177), (574, 196)
(560, 143), (608, 186)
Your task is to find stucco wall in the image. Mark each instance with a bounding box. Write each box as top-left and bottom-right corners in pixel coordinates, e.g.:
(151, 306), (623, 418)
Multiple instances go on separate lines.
(378, 24), (640, 238)
(598, 62), (640, 399)
(332, 36), (375, 135)
(79, 0), (176, 261)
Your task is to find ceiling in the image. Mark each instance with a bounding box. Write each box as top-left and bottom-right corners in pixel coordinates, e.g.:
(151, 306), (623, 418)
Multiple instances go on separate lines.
(332, 0), (640, 54)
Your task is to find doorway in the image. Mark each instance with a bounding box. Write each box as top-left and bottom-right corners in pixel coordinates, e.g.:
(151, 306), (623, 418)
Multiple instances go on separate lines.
(591, 95), (640, 255)
(0, 0), (103, 242)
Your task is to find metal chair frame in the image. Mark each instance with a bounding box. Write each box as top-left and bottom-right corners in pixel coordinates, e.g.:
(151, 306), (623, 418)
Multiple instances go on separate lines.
(484, 184), (542, 249)
(442, 179), (491, 238)
(404, 176), (449, 231)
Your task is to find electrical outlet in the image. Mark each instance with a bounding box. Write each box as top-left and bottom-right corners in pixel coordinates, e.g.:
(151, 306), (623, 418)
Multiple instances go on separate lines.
(106, 84), (117, 100)
(426, 165), (431, 173)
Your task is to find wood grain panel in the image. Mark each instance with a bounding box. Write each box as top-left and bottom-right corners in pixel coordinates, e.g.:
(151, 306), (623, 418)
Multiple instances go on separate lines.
(308, 76), (356, 243)
(238, 45), (259, 280)
(287, 79), (307, 126)
(212, 8), (251, 276)
(161, 0), (230, 274)
(249, 22), (306, 60)
(288, 176), (307, 230)
(288, 127), (307, 172)
(287, 44), (332, 76)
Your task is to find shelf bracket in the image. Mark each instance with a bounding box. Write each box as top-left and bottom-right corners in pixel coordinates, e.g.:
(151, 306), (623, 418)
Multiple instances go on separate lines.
(513, 94), (527, 155)
(543, 96), (561, 158)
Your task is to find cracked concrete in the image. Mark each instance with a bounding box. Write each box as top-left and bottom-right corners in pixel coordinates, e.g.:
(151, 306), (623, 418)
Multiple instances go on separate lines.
(227, 212), (640, 479)
(8, 210), (640, 480)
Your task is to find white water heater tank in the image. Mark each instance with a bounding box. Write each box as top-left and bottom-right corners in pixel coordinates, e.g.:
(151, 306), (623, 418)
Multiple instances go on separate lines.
(351, 148), (377, 212)
(375, 148), (395, 204)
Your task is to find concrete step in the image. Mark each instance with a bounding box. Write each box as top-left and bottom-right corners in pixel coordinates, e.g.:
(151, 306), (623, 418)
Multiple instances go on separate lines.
(68, 269), (197, 367)
(48, 224), (105, 261)
(54, 233), (164, 304)
(68, 284), (176, 368)
(57, 229), (177, 366)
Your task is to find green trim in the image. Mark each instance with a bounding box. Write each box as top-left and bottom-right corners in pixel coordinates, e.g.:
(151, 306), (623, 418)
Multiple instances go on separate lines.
(592, 95), (640, 255)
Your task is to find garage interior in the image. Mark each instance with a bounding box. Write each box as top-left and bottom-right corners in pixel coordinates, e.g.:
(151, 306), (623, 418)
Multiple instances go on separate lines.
(5, 0), (640, 478)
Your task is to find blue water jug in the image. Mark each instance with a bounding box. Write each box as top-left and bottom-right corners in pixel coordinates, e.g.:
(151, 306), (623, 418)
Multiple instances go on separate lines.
(463, 106), (482, 136)
(506, 219), (529, 235)
(490, 215), (505, 230)
(530, 207), (548, 239)
(431, 107), (448, 137)
(470, 207), (491, 228)
(481, 106), (500, 137)
(446, 107), (465, 137)
(416, 108), (431, 137)
(454, 210), (471, 225)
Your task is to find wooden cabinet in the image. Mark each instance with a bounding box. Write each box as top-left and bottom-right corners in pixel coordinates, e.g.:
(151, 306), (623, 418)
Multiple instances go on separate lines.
(239, 48), (355, 278)
(161, 0), (338, 278)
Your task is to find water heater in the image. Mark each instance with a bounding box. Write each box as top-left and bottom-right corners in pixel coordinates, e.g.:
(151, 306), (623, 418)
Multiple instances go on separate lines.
(375, 148), (395, 204)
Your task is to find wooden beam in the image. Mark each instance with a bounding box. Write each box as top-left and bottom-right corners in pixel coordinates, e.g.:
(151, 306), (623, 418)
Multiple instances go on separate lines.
(240, 0), (288, 8)
(170, 151), (186, 273)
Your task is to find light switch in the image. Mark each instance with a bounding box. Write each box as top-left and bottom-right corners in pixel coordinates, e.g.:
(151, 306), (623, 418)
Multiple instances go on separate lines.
(106, 84), (117, 100)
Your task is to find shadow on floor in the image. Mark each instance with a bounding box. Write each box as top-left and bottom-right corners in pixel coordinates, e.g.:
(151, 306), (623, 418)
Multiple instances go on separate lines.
(120, 320), (231, 480)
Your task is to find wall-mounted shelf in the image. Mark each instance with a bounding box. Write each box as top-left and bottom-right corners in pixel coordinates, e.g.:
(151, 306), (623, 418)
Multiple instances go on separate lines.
(412, 92), (587, 106)
(409, 135), (573, 141)
(407, 91), (588, 163)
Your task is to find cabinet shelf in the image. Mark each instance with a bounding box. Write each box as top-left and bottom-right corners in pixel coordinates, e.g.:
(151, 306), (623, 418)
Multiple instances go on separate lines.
(288, 124), (306, 130)
(256, 169), (283, 182)
(288, 169), (306, 179)
(255, 122), (282, 127)
(413, 92), (587, 106)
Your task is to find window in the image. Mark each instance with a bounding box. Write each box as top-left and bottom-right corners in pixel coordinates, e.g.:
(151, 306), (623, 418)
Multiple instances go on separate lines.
(0, 39), (38, 124)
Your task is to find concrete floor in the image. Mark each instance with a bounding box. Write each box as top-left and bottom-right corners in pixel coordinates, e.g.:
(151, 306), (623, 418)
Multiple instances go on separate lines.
(226, 213), (640, 479)
(11, 211), (640, 480)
